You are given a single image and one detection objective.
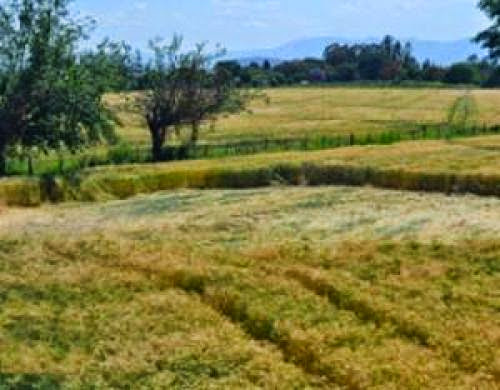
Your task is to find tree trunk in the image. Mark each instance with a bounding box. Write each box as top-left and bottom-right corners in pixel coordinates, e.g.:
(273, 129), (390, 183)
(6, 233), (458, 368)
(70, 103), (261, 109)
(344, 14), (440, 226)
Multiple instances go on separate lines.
(150, 125), (164, 162)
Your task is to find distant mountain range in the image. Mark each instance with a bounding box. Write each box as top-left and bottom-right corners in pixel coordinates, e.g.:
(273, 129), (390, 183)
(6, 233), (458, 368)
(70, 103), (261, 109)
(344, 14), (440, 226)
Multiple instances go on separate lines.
(226, 37), (487, 66)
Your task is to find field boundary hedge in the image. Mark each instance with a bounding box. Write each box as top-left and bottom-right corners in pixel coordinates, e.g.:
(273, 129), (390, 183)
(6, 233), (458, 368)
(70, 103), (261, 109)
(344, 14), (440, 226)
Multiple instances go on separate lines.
(2, 159), (500, 206)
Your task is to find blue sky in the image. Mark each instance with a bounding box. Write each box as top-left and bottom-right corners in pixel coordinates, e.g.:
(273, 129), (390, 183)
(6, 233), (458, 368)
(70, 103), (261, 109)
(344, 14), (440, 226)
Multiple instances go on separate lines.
(74, 0), (490, 50)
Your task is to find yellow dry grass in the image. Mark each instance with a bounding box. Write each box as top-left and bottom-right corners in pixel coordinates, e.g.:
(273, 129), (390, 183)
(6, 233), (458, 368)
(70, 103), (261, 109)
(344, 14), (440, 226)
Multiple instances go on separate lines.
(85, 136), (500, 176)
(0, 186), (499, 388)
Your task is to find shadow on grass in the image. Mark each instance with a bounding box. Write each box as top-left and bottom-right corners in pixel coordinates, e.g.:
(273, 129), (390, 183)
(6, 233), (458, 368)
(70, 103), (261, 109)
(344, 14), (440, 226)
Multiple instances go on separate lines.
(0, 374), (62, 389)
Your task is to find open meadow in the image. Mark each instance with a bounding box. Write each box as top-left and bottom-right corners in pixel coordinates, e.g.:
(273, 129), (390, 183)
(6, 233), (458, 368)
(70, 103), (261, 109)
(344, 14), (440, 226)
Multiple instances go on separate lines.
(0, 186), (499, 388)
(1, 87), (500, 389)
(3, 0), (500, 388)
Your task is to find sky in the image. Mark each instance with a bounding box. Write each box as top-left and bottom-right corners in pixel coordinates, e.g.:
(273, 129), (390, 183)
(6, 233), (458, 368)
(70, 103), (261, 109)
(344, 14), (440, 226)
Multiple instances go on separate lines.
(74, 0), (490, 51)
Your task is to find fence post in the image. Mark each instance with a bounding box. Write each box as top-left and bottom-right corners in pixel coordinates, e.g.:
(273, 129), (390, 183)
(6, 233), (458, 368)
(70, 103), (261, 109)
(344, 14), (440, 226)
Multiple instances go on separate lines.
(349, 134), (355, 146)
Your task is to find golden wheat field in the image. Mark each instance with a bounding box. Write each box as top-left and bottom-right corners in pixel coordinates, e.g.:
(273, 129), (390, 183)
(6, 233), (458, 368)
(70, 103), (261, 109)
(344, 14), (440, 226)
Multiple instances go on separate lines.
(109, 87), (500, 144)
(0, 186), (499, 388)
(1, 87), (500, 389)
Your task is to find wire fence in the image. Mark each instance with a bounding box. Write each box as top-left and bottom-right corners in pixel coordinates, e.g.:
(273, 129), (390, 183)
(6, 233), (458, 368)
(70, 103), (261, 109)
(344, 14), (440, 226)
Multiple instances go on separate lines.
(5, 122), (500, 176)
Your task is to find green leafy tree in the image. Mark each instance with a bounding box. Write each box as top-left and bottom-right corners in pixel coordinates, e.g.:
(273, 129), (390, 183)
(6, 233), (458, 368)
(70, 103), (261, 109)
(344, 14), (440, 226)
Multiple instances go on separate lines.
(0, 0), (116, 175)
(139, 36), (247, 161)
(80, 39), (136, 91)
(475, 0), (500, 59)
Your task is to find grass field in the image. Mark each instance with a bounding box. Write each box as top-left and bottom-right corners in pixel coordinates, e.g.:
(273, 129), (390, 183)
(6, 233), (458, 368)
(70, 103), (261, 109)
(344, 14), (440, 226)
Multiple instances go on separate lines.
(110, 87), (500, 144)
(94, 135), (500, 175)
(0, 186), (499, 388)
(6, 87), (500, 176)
(1, 87), (500, 388)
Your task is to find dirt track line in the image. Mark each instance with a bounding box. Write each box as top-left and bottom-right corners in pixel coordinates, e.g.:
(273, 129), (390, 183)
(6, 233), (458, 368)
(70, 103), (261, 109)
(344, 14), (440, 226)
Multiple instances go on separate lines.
(285, 267), (499, 376)
(286, 268), (435, 348)
(115, 264), (367, 389)
(170, 269), (370, 389)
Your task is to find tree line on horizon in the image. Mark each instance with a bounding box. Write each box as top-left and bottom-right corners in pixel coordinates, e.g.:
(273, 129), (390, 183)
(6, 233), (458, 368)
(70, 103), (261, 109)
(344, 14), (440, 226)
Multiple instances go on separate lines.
(80, 35), (500, 91)
(216, 36), (499, 88)
(1, 0), (500, 176)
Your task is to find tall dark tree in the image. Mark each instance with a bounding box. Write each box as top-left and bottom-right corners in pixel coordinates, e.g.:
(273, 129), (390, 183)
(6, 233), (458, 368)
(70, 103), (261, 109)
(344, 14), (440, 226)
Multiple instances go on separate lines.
(139, 36), (247, 161)
(475, 0), (500, 59)
(215, 60), (242, 84)
(0, 0), (116, 175)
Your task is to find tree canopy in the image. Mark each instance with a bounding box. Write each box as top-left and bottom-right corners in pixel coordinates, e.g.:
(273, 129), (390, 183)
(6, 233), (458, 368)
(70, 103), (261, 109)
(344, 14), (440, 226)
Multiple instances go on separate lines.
(324, 36), (419, 81)
(0, 0), (116, 174)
